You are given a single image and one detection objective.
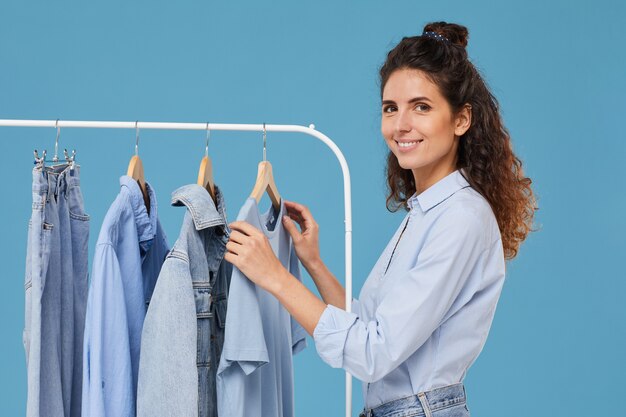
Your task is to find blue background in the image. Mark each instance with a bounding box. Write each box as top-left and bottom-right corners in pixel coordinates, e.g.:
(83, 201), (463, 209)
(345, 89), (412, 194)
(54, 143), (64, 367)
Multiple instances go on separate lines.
(1, 1), (625, 416)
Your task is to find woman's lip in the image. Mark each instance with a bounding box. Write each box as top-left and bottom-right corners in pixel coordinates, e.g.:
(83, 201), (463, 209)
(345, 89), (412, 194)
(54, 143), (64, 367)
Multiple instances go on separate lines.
(395, 139), (423, 152)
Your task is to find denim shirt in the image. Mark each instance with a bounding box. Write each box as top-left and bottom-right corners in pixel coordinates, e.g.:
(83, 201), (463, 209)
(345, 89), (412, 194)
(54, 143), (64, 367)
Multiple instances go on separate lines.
(313, 170), (506, 408)
(137, 184), (231, 417)
(82, 176), (169, 417)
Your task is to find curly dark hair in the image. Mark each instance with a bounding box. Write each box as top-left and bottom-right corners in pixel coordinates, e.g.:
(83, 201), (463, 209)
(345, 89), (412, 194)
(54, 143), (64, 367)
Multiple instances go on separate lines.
(380, 21), (537, 260)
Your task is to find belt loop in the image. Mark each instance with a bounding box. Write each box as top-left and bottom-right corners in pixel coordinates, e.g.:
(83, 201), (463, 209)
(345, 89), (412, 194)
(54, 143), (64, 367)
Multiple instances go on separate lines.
(46, 170), (55, 203)
(417, 392), (433, 417)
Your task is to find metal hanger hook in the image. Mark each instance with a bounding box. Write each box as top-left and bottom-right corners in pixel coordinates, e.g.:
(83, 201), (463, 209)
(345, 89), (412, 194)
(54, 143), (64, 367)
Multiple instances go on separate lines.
(205, 122), (210, 158)
(53, 119), (60, 162)
(263, 123), (267, 162)
(135, 120), (139, 156)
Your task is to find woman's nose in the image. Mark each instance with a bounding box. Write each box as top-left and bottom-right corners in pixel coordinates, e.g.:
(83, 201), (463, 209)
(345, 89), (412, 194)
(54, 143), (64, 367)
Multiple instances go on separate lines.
(394, 109), (412, 134)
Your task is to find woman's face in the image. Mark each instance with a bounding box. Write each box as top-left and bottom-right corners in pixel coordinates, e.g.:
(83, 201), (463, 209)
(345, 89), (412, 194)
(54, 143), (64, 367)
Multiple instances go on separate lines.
(381, 68), (470, 191)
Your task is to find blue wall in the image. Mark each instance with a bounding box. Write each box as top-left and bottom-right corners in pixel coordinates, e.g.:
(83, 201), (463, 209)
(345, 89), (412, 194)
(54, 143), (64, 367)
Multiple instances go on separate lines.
(1, 1), (624, 416)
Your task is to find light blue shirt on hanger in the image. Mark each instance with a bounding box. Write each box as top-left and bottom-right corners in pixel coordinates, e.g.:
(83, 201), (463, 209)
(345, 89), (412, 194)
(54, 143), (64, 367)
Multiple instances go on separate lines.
(82, 176), (169, 417)
(217, 198), (307, 417)
(313, 169), (506, 408)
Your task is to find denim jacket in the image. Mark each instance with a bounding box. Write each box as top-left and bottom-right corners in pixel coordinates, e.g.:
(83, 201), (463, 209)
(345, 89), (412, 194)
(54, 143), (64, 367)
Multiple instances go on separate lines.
(137, 184), (231, 417)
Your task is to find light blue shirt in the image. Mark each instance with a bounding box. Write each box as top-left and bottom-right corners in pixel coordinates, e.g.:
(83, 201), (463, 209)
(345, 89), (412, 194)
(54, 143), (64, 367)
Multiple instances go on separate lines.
(217, 198), (307, 417)
(313, 169), (506, 408)
(82, 176), (169, 417)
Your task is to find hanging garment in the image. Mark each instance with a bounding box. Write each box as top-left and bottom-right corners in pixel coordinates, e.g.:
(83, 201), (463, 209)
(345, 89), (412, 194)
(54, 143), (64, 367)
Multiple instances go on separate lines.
(137, 184), (231, 417)
(24, 163), (90, 417)
(81, 176), (169, 417)
(216, 198), (307, 417)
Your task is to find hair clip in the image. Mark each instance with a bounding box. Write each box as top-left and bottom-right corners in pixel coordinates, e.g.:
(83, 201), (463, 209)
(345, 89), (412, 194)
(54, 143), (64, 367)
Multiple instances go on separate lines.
(422, 31), (450, 43)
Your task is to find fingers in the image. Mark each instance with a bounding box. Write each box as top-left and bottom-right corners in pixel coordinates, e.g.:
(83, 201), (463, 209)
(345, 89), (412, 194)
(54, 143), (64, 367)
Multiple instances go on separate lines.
(227, 222), (260, 256)
(281, 214), (302, 241)
(228, 221), (261, 238)
(225, 240), (241, 256)
(283, 201), (317, 230)
(227, 229), (247, 244)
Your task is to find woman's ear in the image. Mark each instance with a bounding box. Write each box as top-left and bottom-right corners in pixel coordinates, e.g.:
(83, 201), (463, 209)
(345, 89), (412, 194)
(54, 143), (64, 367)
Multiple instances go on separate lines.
(454, 104), (472, 136)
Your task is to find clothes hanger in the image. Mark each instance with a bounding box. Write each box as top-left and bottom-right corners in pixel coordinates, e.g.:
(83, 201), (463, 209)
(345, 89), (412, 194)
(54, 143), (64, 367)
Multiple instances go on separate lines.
(197, 122), (217, 205)
(249, 123), (281, 211)
(126, 120), (150, 214)
(33, 119), (77, 171)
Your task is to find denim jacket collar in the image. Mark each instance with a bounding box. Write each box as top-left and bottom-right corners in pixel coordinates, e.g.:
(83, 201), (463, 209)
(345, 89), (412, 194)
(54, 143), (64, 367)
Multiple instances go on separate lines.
(171, 184), (226, 230)
(119, 175), (159, 244)
(408, 169), (471, 212)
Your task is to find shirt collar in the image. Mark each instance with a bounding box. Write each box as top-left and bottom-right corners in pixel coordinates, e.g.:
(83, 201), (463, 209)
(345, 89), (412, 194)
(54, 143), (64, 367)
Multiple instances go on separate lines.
(170, 183), (226, 230)
(119, 175), (159, 243)
(407, 169), (471, 212)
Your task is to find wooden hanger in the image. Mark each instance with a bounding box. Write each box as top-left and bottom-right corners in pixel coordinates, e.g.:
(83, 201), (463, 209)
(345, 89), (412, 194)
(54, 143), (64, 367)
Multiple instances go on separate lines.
(249, 124), (281, 210)
(197, 123), (217, 205)
(127, 121), (150, 214)
(250, 160), (281, 210)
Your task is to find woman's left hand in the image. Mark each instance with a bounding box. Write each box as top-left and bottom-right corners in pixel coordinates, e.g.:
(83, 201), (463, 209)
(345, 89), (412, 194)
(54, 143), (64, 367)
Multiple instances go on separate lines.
(224, 221), (286, 293)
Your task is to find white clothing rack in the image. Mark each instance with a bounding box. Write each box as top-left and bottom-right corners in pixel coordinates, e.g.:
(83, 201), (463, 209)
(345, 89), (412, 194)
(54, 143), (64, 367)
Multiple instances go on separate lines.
(0, 118), (354, 417)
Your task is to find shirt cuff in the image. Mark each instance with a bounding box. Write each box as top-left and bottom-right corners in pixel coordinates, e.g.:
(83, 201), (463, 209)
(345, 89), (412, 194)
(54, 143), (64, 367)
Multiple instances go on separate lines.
(313, 304), (359, 369)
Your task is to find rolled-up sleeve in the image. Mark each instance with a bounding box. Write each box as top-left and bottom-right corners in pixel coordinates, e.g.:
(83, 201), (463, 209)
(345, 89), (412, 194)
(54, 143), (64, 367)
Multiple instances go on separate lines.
(313, 305), (359, 367)
(312, 208), (487, 383)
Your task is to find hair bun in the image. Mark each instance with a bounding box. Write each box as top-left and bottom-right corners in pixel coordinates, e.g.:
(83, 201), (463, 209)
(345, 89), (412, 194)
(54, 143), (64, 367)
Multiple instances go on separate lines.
(423, 21), (469, 48)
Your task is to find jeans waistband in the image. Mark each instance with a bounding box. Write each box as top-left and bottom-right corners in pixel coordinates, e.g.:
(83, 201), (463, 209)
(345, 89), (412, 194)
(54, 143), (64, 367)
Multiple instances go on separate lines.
(32, 164), (81, 197)
(359, 383), (466, 417)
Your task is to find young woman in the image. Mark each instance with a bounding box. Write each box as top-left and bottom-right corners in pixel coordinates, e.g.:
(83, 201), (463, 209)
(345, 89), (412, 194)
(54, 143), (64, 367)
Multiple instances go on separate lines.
(225, 21), (536, 417)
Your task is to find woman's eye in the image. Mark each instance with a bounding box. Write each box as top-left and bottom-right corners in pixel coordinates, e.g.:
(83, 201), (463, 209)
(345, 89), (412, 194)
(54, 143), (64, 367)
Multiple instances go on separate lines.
(382, 105), (397, 113)
(415, 104), (431, 112)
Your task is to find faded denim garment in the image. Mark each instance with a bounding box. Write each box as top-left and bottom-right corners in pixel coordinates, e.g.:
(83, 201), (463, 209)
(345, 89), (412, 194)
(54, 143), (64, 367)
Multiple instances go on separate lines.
(358, 383), (469, 417)
(24, 163), (89, 417)
(82, 176), (169, 417)
(137, 184), (231, 417)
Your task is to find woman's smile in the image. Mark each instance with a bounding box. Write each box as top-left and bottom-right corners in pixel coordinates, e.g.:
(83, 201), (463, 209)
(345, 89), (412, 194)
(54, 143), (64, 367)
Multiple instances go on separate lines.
(395, 139), (424, 152)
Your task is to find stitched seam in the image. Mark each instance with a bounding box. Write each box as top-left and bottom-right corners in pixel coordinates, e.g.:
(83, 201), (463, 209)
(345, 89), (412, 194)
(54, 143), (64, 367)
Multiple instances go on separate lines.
(429, 397), (465, 412)
(167, 249), (189, 263)
(69, 212), (90, 221)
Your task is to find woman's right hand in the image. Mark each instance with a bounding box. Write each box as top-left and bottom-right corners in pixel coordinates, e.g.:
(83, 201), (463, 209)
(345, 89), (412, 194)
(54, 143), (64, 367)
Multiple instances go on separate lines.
(282, 200), (321, 269)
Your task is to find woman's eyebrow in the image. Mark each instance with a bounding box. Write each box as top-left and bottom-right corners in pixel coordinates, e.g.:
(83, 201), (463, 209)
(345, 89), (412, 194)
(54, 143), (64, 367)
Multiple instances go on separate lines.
(408, 96), (432, 104)
(382, 96), (433, 105)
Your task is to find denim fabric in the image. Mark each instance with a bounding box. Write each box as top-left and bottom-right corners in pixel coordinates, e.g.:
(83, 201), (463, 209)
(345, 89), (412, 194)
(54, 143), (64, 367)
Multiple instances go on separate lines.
(24, 163), (90, 417)
(358, 383), (470, 417)
(137, 184), (231, 417)
(216, 198), (307, 417)
(82, 176), (169, 417)
(313, 170), (505, 408)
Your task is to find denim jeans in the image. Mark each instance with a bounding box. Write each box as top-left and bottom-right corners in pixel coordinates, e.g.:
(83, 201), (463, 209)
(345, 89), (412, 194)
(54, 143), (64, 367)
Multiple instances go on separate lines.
(359, 383), (470, 417)
(24, 164), (89, 417)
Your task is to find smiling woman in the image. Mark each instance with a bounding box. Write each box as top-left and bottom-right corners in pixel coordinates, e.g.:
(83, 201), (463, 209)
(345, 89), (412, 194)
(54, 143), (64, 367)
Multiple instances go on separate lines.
(226, 21), (537, 417)
(380, 22), (536, 260)
(381, 69), (471, 195)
